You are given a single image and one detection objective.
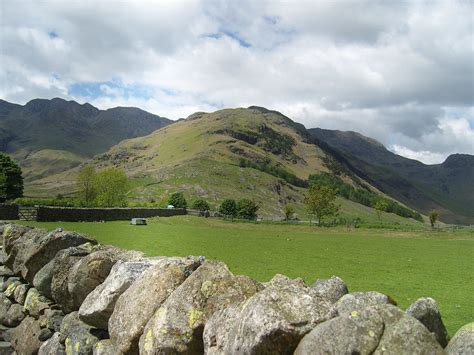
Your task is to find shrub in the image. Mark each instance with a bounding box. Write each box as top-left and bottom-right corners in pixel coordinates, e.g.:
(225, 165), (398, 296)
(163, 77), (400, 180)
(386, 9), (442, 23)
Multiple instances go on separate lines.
(191, 199), (210, 211)
(168, 192), (187, 209)
(237, 199), (259, 220)
(219, 199), (238, 219)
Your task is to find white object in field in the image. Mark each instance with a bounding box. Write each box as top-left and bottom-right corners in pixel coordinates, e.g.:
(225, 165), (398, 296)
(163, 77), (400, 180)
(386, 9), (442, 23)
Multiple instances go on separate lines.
(131, 218), (147, 225)
(167, 204), (175, 209)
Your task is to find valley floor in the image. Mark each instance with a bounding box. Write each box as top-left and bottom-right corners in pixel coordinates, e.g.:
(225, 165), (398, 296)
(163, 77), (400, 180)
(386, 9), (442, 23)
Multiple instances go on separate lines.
(19, 216), (473, 335)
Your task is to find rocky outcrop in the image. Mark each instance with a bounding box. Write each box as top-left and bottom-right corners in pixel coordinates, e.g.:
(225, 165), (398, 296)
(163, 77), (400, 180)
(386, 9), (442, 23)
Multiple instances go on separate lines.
(0, 223), (467, 354)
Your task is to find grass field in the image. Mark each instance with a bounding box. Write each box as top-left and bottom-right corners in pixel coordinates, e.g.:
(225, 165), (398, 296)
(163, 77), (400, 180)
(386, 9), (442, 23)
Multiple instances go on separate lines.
(19, 216), (473, 335)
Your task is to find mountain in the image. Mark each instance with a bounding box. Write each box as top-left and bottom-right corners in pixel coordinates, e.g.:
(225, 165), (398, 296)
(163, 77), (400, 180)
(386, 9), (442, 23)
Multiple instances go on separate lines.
(0, 98), (172, 181)
(30, 106), (423, 225)
(309, 128), (474, 224)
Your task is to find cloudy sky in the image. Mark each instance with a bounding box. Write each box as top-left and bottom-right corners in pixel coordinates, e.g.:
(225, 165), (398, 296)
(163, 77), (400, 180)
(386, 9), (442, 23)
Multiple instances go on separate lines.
(1, 0), (472, 164)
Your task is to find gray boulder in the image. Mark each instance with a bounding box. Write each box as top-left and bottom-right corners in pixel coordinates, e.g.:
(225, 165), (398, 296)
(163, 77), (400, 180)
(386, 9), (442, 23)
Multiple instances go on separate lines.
(140, 261), (262, 354)
(60, 312), (107, 355)
(374, 304), (445, 354)
(311, 275), (349, 303)
(0, 266), (14, 277)
(0, 294), (12, 325)
(24, 287), (52, 318)
(0, 325), (14, 342)
(10, 316), (43, 355)
(2, 224), (31, 255)
(0, 341), (12, 355)
(51, 245), (93, 313)
(79, 259), (159, 329)
(295, 307), (385, 354)
(10, 228), (50, 274)
(93, 339), (116, 355)
(3, 303), (25, 327)
(38, 332), (66, 355)
(109, 256), (202, 354)
(33, 259), (55, 299)
(21, 229), (97, 283)
(67, 249), (123, 310)
(39, 308), (65, 332)
(203, 273), (335, 354)
(0, 276), (19, 292)
(13, 283), (30, 304)
(446, 322), (474, 355)
(407, 297), (449, 347)
(336, 291), (394, 315)
(3, 278), (21, 298)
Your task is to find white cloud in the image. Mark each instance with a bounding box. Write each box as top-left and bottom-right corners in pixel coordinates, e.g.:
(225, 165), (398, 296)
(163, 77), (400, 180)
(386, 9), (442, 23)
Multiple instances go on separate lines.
(0, 0), (472, 164)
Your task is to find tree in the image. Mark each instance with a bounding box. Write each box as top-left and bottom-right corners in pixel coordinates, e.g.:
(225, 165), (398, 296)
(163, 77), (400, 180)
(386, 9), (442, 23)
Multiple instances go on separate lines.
(94, 168), (129, 207)
(374, 199), (388, 220)
(219, 199), (238, 220)
(304, 183), (340, 225)
(429, 210), (439, 229)
(0, 153), (23, 201)
(191, 199), (210, 211)
(168, 192), (187, 209)
(77, 165), (97, 206)
(284, 203), (295, 221)
(237, 199), (259, 220)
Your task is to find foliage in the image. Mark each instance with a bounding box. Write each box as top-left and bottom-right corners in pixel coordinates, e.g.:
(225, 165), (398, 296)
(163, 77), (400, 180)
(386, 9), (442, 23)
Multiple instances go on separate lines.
(191, 199), (210, 211)
(77, 165), (97, 207)
(0, 153), (23, 201)
(284, 204), (295, 221)
(304, 183), (340, 225)
(237, 199), (260, 220)
(238, 158), (307, 187)
(14, 197), (76, 207)
(219, 199), (238, 219)
(374, 199), (389, 220)
(308, 173), (423, 222)
(168, 192), (187, 209)
(94, 168), (129, 207)
(429, 210), (439, 229)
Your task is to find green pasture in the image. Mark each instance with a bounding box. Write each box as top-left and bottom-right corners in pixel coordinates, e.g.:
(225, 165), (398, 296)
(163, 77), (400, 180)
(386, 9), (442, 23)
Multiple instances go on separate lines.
(19, 216), (473, 335)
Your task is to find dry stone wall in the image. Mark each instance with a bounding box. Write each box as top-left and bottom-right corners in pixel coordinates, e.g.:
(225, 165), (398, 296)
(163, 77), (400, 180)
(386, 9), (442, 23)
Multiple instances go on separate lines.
(36, 206), (187, 222)
(0, 205), (18, 221)
(0, 222), (472, 354)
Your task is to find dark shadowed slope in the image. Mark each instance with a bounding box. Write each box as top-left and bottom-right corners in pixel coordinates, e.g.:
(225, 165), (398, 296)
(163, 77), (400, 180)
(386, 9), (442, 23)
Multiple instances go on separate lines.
(309, 128), (474, 224)
(0, 98), (172, 181)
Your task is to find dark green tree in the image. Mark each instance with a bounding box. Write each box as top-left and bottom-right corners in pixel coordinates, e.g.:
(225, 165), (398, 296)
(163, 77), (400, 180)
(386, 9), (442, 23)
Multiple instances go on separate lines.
(219, 199), (238, 220)
(237, 199), (259, 220)
(0, 153), (23, 201)
(168, 192), (187, 208)
(191, 199), (210, 211)
(304, 183), (340, 225)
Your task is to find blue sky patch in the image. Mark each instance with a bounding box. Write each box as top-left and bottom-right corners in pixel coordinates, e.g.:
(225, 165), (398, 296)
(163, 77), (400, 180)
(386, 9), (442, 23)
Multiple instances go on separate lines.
(68, 80), (155, 100)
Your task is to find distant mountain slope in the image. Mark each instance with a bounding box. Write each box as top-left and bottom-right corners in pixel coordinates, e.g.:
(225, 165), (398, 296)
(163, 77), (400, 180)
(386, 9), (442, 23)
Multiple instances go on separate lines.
(0, 98), (172, 181)
(31, 106), (422, 226)
(309, 128), (474, 224)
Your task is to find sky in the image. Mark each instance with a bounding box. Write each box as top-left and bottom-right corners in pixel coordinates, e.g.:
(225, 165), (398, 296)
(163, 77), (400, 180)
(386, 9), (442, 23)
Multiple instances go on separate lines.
(1, 0), (473, 164)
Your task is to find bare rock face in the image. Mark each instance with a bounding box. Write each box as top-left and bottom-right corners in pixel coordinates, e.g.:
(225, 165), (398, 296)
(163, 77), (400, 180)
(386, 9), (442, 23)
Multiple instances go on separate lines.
(50, 245), (93, 313)
(295, 307), (385, 354)
(33, 259), (55, 299)
(109, 256), (203, 354)
(336, 291), (393, 315)
(406, 297), (449, 347)
(11, 228), (50, 275)
(203, 274), (336, 354)
(311, 275), (349, 303)
(93, 339), (115, 355)
(10, 316), (43, 355)
(21, 229), (97, 283)
(0, 294), (12, 325)
(79, 259), (160, 329)
(140, 261), (263, 354)
(446, 323), (474, 355)
(2, 224), (31, 255)
(3, 303), (25, 327)
(13, 283), (30, 304)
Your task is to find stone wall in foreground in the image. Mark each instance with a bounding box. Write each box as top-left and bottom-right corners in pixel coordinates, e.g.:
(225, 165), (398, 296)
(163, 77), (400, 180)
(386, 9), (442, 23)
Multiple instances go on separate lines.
(36, 206), (187, 222)
(0, 222), (472, 354)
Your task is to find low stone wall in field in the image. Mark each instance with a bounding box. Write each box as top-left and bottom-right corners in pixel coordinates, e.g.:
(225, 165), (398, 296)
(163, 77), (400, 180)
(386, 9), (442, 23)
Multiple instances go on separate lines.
(0, 204), (18, 220)
(36, 206), (187, 222)
(0, 223), (472, 354)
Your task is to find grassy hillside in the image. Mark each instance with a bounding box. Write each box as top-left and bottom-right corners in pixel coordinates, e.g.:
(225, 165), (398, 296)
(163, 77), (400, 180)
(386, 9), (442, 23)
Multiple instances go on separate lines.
(27, 107), (426, 225)
(20, 217), (474, 335)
